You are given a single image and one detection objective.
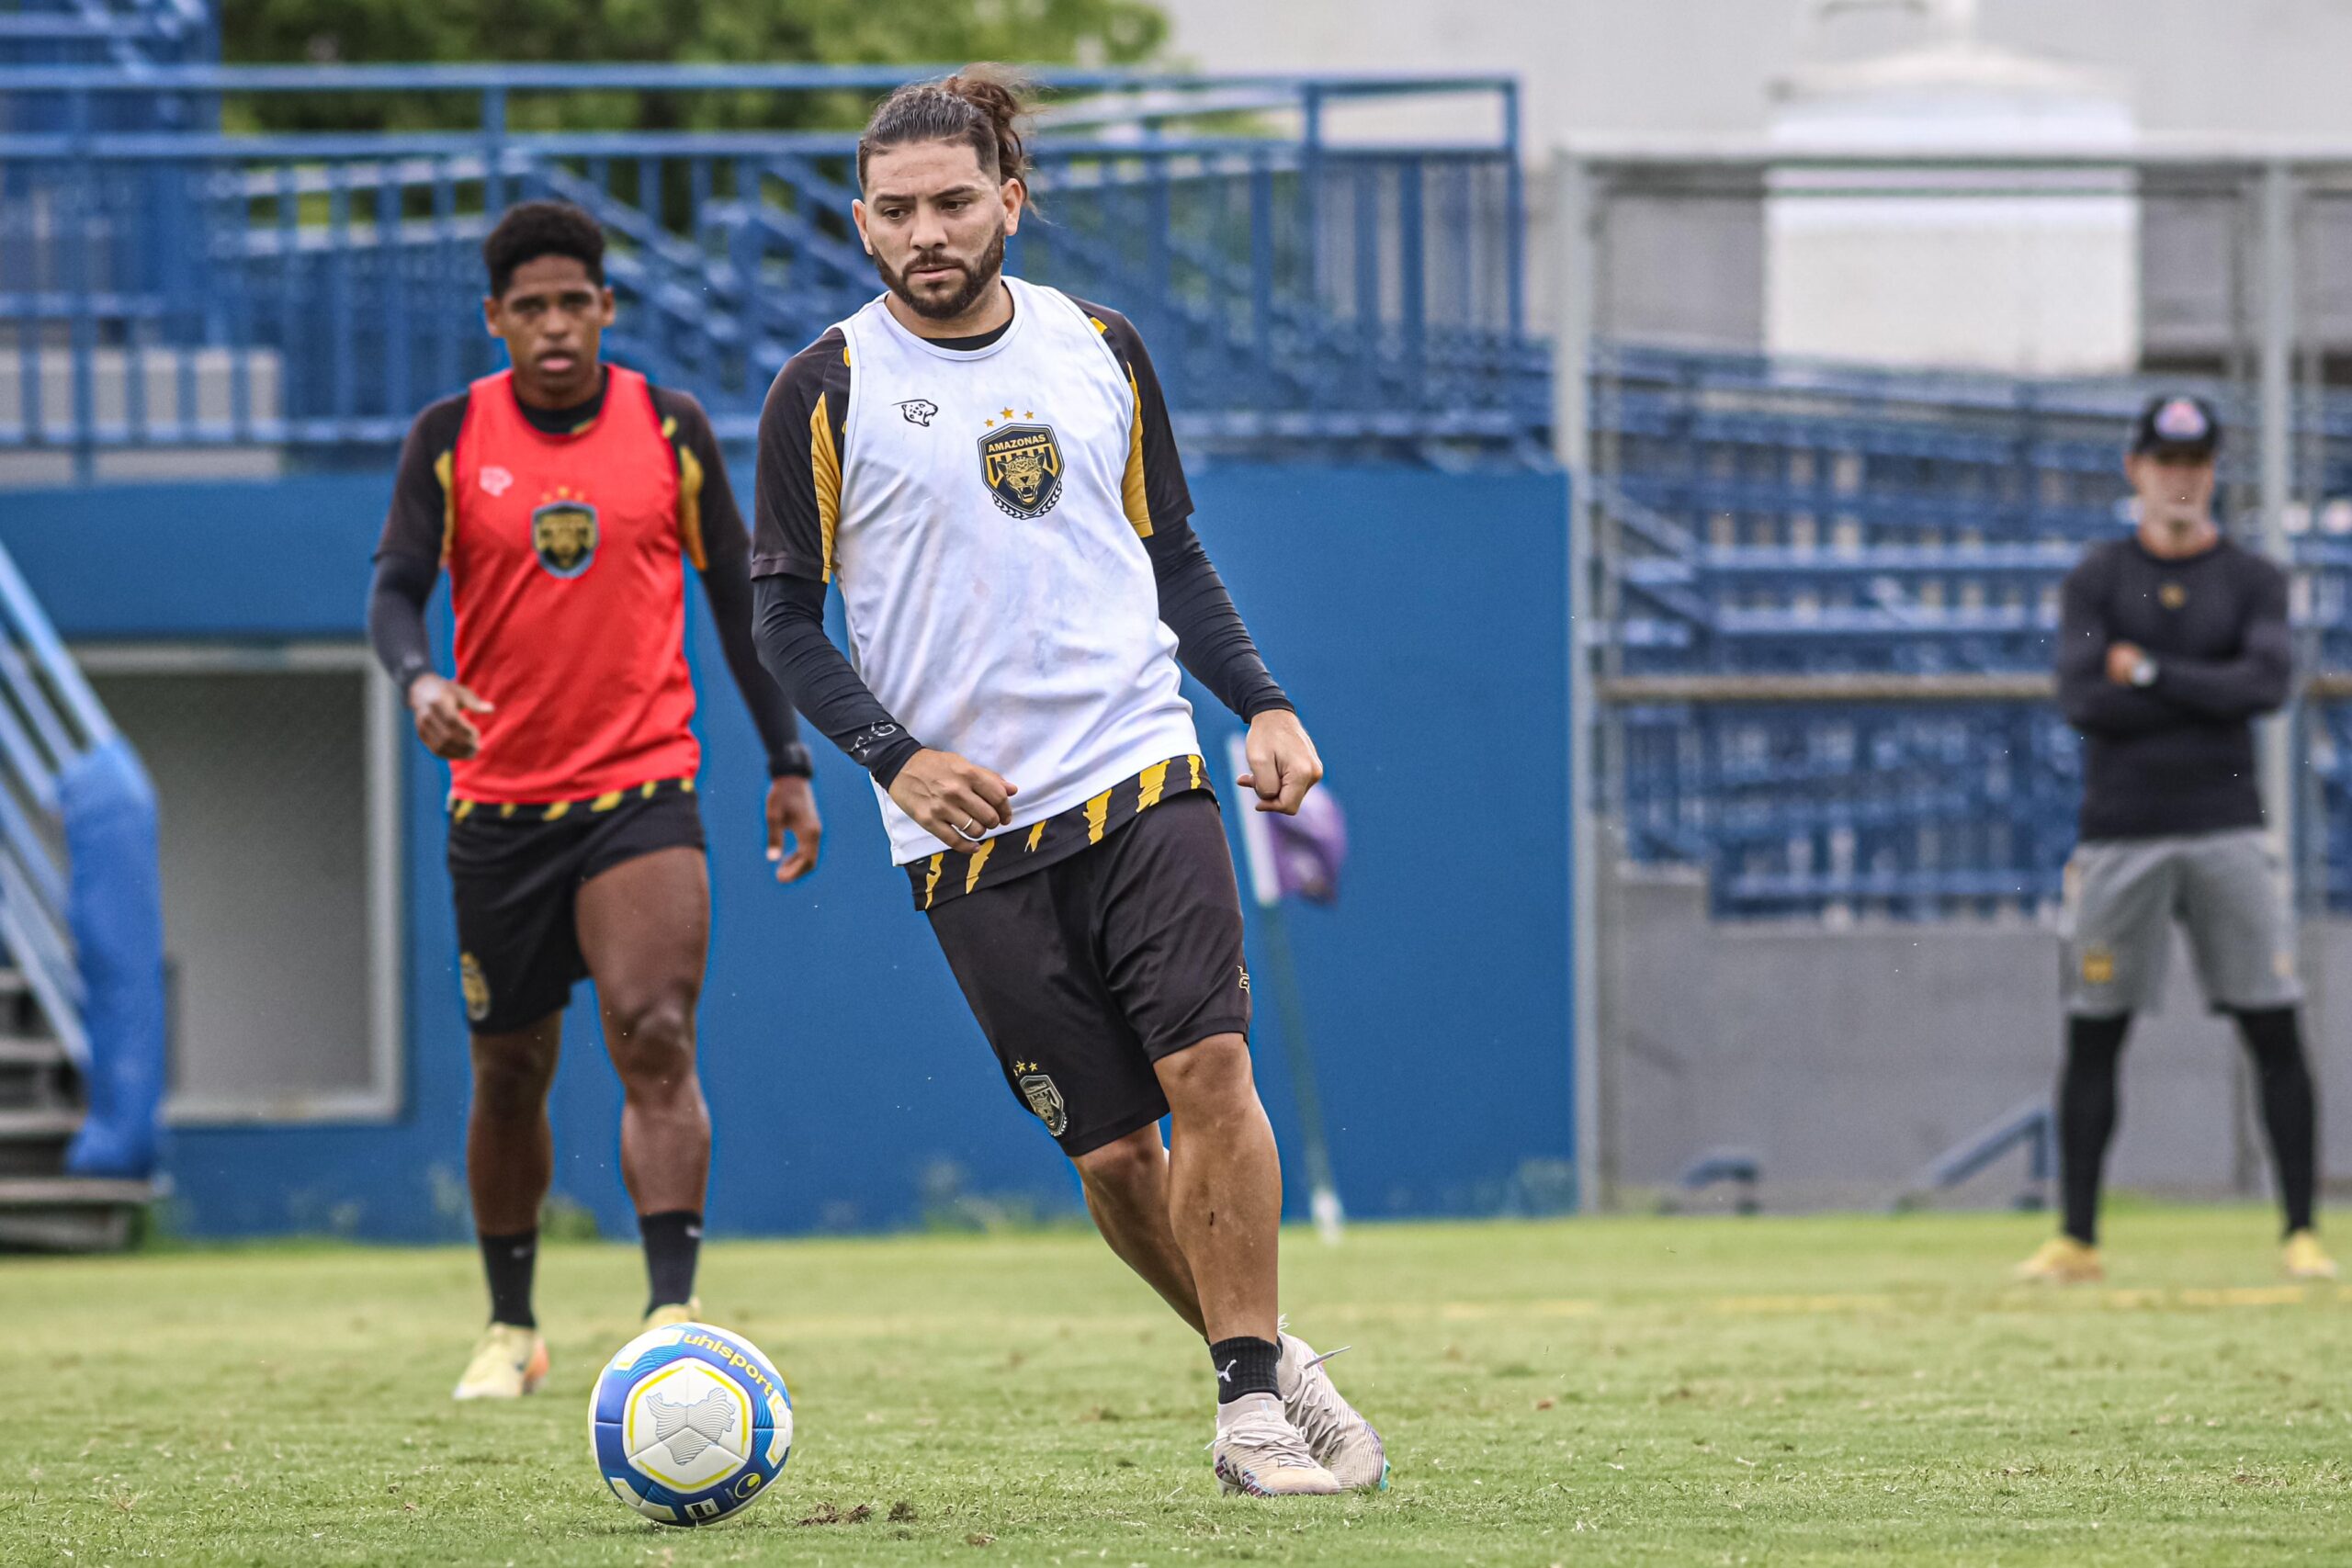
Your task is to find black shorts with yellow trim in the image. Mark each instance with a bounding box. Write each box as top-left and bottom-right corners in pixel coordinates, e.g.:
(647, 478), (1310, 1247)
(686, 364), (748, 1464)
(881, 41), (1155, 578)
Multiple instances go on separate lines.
(446, 777), (704, 1034)
(924, 790), (1252, 1158)
(908, 752), (1214, 911)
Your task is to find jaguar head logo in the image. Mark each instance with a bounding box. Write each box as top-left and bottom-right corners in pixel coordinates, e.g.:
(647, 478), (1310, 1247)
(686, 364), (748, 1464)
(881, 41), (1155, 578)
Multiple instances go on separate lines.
(978, 423), (1064, 520)
(531, 498), (599, 578)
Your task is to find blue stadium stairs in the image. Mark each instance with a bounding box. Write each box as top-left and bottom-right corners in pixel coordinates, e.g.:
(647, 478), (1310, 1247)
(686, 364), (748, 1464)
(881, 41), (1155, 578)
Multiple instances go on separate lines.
(0, 968), (150, 1251)
(1592, 341), (2352, 921)
(0, 48), (1544, 475)
(0, 3), (187, 1248)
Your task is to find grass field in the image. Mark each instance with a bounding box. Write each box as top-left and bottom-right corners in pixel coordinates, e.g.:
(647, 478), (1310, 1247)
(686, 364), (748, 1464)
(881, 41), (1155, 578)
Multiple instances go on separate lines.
(5, 1206), (2352, 1566)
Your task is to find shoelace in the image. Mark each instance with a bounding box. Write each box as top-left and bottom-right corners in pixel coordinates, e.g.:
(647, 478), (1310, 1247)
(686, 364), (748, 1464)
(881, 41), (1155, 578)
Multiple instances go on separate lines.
(1285, 1345), (1361, 1458)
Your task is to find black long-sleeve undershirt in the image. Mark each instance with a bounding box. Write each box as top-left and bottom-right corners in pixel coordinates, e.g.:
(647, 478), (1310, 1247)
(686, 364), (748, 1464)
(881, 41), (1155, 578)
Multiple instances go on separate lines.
(2055, 535), (2291, 840)
(752, 575), (926, 787)
(694, 498), (808, 776)
(752, 516), (1292, 786)
(367, 550), (440, 697)
(1145, 522), (1291, 723)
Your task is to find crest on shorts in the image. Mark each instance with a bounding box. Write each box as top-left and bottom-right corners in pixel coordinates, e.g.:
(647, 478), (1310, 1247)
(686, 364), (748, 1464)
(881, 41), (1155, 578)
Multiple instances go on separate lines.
(458, 952), (492, 1023)
(531, 493), (600, 578)
(2081, 946), (2115, 987)
(978, 423), (1064, 520)
(2160, 581), (2188, 610)
(1017, 1070), (1069, 1137)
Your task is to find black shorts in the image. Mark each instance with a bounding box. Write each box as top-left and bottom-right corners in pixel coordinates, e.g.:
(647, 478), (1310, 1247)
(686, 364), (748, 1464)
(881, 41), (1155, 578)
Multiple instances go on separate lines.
(925, 791), (1253, 1157)
(447, 782), (705, 1034)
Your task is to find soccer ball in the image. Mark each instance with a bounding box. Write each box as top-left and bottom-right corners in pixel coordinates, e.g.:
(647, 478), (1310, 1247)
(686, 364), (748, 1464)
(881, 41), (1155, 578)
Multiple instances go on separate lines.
(589, 1322), (793, 1527)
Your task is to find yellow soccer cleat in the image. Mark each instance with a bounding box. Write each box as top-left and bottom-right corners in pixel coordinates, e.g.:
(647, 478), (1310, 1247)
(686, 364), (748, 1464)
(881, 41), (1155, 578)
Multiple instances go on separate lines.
(452, 1323), (548, 1401)
(642, 1297), (702, 1331)
(2014, 1235), (2104, 1285)
(2283, 1230), (2338, 1280)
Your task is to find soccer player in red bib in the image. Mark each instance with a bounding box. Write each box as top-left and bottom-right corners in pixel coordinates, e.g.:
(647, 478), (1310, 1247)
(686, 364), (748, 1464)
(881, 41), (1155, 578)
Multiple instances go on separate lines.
(368, 202), (822, 1399)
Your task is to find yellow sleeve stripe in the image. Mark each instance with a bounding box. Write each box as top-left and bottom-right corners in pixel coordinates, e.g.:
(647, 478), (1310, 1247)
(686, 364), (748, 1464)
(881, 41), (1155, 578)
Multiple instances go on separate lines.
(809, 389), (843, 583)
(663, 415), (708, 571)
(434, 449), (457, 561)
(1089, 315), (1109, 334)
(1121, 367), (1153, 539)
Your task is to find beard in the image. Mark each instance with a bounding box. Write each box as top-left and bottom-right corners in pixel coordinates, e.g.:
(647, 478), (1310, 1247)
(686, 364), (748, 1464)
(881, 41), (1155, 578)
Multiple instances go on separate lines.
(875, 227), (1007, 321)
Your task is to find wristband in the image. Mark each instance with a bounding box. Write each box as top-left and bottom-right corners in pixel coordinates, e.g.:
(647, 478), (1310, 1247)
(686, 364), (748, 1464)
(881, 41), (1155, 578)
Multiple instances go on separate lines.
(768, 742), (815, 780)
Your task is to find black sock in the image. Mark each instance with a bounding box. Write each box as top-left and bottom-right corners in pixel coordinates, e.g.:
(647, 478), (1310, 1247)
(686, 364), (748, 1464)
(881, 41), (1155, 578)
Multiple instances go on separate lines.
(2235, 1007), (2319, 1237)
(1209, 1336), (1281, 1404)
(2058, 1012), (2131, 1246)
(640, 1209), (704, 1314)
(479, 1228), (538, 1329)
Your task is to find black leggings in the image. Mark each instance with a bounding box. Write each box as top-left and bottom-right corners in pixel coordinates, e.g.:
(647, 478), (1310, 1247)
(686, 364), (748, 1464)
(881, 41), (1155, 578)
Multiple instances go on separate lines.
(2058, 1007), (2316, 1245)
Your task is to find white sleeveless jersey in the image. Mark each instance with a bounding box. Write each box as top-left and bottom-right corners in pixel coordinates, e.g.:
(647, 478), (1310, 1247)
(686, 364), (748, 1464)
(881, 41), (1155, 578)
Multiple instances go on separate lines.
(832, 277), (1201, 865)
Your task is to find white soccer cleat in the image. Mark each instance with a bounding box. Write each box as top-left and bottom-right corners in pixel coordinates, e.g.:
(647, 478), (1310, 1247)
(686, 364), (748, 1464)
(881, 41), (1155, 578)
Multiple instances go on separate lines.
(1278, 1325), (1389, 1491)
(452, 1323), (548, 1401)
(1211, 1392), (1342, 1496)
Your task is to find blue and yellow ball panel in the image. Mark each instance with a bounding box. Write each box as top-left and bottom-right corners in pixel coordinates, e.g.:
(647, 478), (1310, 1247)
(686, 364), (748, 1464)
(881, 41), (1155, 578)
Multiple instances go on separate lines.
(589, 1323), (793, 1527)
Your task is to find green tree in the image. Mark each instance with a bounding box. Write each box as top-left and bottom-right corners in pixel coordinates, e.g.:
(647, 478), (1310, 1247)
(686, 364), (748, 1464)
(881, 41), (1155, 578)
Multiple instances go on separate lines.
(221, 0), (1168, 130)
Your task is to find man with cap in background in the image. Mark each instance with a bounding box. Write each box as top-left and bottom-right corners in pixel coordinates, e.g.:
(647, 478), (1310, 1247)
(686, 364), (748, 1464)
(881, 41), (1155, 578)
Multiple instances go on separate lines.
(2018, 394), (2333, 1284)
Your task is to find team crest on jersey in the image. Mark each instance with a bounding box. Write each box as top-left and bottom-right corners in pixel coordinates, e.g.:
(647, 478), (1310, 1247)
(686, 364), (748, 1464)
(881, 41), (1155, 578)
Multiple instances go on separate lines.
(978, 423), (1064, 520)
(531, 494), (600, 578)
(1016, 1068), (1069, 1137)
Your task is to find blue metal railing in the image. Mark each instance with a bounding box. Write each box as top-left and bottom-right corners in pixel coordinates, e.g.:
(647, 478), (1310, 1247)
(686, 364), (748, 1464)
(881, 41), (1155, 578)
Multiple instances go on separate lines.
(0, 64), (1543, 470)
(0, 537), (129, 1069)
(1597, 343), (2352, 919)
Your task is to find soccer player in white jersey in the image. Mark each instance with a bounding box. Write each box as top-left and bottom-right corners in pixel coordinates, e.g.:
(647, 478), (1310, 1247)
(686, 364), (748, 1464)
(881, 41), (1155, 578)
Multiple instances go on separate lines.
(750, 69), (1385, 1498)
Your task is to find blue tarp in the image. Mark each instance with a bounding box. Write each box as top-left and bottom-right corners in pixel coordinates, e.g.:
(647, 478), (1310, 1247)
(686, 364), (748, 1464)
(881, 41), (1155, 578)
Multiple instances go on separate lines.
(60, 738), (166, 1179)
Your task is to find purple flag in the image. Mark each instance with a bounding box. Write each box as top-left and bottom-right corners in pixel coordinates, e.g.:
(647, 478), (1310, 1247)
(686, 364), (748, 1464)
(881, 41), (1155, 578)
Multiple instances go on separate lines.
(1267, 788), (1348, 905)
(1227, 733), (1349, 908)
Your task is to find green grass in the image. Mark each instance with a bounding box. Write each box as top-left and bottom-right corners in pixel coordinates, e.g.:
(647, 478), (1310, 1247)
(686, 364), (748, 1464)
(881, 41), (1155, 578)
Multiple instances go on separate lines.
(4, 1206), (2352, 1565)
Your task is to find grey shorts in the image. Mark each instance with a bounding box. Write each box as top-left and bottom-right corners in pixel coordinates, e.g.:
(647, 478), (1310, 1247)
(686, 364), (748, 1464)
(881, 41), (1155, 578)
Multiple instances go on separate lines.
(2061, 828), (2301, 1017)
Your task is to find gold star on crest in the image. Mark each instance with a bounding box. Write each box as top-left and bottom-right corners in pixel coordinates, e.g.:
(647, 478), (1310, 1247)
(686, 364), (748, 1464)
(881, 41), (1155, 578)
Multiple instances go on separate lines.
(1001, 407), (1014, 419)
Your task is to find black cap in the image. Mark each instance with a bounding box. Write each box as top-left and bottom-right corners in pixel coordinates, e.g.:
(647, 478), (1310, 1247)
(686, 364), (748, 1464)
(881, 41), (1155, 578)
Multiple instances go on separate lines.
(2131, 393), (2221, 460)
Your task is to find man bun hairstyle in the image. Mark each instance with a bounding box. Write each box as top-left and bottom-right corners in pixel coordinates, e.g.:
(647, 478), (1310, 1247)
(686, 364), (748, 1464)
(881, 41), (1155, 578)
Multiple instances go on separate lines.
(857, 65), (1035, 193)
(483, 200), (605, 298)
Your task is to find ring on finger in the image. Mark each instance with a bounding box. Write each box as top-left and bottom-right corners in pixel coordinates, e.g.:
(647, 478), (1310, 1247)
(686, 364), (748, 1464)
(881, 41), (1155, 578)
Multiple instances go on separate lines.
(955, 818), (984, 841)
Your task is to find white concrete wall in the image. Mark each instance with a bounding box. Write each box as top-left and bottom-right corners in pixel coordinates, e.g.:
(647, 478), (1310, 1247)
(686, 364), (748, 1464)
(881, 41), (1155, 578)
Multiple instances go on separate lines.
(1152, 0), (2352, 152)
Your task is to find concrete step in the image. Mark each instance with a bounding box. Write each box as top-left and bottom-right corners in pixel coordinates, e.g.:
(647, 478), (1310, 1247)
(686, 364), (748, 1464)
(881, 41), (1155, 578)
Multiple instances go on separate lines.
(0, 1106), (77, 1176)
(0, 1035), (64, 1069)
(0, 1175), (157, 1253)
(0, 1044), (71, 1111)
